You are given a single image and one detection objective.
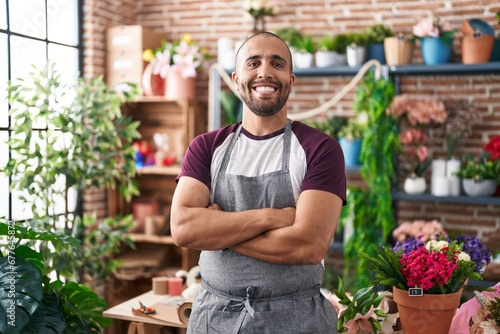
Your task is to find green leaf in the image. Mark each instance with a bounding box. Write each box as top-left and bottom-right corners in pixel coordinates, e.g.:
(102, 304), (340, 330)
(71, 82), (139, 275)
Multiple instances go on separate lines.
(0, 255), (43, 334)
(21, 293), (66, 334)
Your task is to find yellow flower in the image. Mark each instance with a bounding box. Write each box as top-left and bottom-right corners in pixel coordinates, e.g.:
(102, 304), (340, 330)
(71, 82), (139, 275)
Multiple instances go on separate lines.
(181, 33), (192, 44)
(142, 49), (155, 62)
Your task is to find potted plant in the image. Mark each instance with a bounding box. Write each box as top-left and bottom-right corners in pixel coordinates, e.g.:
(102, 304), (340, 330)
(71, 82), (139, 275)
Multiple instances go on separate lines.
(361, 235), (489, 334)
(304, 116), (348, 140)
(330, 33), (350, 65)
(294, 34), (315, 68)
(274, 26), (303, 66)
(338, 118), (365, 167)
(315, 34), (336, 68)
(346, 31), (370, 67)
(454, 152), (500, 196)
(1, 63), (140, 333)
(364, 24), (394, 64)
(413, 17), (456, 65)
(398, 127), (431, 195)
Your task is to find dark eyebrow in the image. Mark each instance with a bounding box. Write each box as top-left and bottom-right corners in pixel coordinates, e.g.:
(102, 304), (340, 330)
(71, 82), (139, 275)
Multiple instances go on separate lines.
(245, 54), (287, 63)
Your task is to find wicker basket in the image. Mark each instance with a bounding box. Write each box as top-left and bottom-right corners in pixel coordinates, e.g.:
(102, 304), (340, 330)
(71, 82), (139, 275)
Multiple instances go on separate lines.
(384, 36), (414, 66)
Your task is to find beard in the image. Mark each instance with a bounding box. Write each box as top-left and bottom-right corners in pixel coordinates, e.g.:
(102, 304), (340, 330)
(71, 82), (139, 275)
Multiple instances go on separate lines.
(239, 80), (291, 117)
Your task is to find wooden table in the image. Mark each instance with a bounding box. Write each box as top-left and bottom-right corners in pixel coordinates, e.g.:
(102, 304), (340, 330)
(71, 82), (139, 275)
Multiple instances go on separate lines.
(103, 290), (187, 334)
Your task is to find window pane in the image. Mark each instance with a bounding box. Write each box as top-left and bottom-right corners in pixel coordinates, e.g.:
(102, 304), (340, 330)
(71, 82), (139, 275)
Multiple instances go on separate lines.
(0, 33), (7, 128)
(9, 0), (46, 39)
(47, 0), (78, 45)
(0, 132), (9, 219)
(10, 36), (46, 82)
(0, 0), (6, 30)
(48, 43), (79, 84)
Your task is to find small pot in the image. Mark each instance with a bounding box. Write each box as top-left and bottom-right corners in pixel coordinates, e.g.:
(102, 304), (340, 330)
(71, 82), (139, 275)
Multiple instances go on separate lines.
(462, 179), (497, 196)
(404, 177), (426, 195)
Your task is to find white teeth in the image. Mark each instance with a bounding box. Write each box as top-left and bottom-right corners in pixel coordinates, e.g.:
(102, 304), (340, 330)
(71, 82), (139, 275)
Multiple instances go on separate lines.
(255, 86), (275, 93)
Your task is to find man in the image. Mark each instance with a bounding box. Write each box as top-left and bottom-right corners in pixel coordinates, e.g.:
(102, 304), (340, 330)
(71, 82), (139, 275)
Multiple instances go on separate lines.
(171, 32), (346, 333)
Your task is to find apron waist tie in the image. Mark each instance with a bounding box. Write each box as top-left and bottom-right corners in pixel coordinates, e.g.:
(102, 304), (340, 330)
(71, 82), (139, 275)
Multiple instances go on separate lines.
(200, 280), (320, 320)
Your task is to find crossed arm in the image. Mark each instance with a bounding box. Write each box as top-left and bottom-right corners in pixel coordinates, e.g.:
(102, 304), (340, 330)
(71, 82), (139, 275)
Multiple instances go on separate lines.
(170, 176), (343, 265)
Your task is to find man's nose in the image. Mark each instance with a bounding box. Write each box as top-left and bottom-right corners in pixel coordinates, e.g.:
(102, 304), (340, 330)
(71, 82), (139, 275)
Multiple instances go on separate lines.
(257, 63), (274, 78)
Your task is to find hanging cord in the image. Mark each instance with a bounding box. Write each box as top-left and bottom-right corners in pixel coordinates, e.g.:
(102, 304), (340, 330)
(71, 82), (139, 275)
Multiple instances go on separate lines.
(208, 59), (382, 124)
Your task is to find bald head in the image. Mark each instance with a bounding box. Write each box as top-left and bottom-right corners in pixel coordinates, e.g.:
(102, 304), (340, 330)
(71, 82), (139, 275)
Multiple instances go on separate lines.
(235, 32), (294, 73)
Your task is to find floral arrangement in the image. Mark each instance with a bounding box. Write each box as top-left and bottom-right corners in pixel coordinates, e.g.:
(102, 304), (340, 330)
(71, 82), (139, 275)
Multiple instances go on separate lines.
(454, 152), (500, 183)
(142, 33), (209, 79)
(398, 128), (431, 178)
(484, 135), (500, 161)
(413, 17), (456, 43)
(387, 94), (447, 126)
(391, 219), (447, 243)
(443, 100), (480, 159)
(327, 279), (398, 334)
(362, 234), (490, 295)
(243, 0), (279, 32)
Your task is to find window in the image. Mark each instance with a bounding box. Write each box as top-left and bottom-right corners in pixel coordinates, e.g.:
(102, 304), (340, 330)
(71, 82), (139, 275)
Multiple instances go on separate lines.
(0, 0), (82, 221)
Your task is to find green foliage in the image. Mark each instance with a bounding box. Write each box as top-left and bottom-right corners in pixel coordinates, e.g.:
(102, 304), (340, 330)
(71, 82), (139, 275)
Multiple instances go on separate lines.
(317, 34), (335, 51)
(331, 33), (351, 54)
(346, 31), (371, 47)
(0, 223), (111, 333)
(334, 278), (387, 333)
(342, 71), (398, 290)
(275, 26), (303, 48)
(491, 296), (500, 327)
(364, 24), (394, 44)
(221, 90), (243, 126)
(338, 119), (365, 140)
(455, 152), (500, 183)
(304, 116), (348, 139)
(295, 34), (316, 53)
(1, 62), (142, 333)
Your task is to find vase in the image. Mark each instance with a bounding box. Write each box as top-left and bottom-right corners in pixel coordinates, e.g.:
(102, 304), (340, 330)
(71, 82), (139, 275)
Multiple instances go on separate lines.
(165, 69), (196, 100)
(403, 176), (426, 195)
(462, 179), (497, 197)
(431, 159), (449, 196)
(294, 52), (313, 69)
(421, 37), (453, 65)
(366, 43), (386, 64)
(141, 63), (164, 96)
(346, 44), (366, 67)
(393, 286), (462, 334)
(446, 159), (461, 196)
(339, 138), (362, 167)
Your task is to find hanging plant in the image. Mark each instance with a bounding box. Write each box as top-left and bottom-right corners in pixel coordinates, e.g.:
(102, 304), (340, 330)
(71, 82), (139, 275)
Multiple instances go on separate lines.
(340, 71), (399, 290)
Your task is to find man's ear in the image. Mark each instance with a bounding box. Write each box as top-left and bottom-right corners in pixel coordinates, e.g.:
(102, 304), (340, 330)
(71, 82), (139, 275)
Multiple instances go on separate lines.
(290, 73), (296, 92)
(231, 71), (240, 91)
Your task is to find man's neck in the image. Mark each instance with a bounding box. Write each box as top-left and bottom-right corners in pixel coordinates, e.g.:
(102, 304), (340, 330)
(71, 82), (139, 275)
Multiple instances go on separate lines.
(241, 110), (289, 136)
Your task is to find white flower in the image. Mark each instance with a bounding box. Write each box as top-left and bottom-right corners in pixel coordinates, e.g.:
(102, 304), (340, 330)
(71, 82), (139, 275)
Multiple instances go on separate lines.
(425, 239), (449, 251)
(458, 252), (471, 262)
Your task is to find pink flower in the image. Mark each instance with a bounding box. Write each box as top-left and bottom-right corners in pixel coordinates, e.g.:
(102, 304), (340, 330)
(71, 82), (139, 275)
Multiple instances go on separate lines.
(416, 145), (428, 162)
(413, 18), (440, 38)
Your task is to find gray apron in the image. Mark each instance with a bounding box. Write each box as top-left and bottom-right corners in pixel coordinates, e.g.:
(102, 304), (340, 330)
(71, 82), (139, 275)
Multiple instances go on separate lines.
(187, 120), (337, 334)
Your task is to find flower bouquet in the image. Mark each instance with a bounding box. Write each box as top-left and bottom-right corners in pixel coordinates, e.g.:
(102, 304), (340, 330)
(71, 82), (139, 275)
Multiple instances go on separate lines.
(443, 100), (480, 159)
(398, 128), (431, 178)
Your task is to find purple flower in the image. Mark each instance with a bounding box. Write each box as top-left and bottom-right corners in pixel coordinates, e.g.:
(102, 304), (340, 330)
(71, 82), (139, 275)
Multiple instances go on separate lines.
(392, 236), (424, 254)
(456, 235), (492, 273)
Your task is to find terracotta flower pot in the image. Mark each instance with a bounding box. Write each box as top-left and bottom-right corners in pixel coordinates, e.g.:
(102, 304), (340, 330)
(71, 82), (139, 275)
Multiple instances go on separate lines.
(393, 286), (462, 334)
(165, 69), (196, 100)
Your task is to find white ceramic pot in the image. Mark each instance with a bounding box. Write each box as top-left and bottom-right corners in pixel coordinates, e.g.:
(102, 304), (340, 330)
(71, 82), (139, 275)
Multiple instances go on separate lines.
(294, 52), (313, 69)
(462, 179), (497, 196)
(347, 45), (366, 67)
(333, 52), (347, 65)
(446, 159), (461, 196)
(315, 50), (336, 67)
(404, 177), (426, 195)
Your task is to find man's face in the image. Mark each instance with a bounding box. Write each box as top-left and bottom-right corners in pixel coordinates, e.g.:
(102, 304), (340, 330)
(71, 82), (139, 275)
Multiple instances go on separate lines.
(233, 35), (295, 117)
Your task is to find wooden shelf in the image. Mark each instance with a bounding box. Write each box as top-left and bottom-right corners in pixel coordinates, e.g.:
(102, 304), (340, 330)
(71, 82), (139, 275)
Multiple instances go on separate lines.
(136, 164), (182, 175)
(392, 191), (500, 205)
(126, 233), (176, 245)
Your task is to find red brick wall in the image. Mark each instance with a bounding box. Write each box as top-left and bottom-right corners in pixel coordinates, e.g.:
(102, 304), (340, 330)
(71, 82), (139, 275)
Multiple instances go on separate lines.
(82, 0), (500, 250)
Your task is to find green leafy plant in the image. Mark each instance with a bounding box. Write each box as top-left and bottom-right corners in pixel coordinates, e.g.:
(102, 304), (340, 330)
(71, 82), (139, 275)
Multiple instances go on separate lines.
(317, 34), (335, 52)
(330, 33), (351, 54)
(295, 34), (315, 53)
(364, 24), (394, 44)
(0, 223), (111, 334)
(304, 116), (348, 139)
(275, 26), (303, 49)
(346, 31), (371, 47)
(454, 152), (500, 183)
(338, 119), (365, 141)
(340, 71), (398, 290)
(1, 62), (141, 332)
(221, 90), (243, 126)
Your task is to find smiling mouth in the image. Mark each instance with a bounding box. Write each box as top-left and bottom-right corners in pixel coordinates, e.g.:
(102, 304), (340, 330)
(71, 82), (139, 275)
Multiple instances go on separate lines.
(253, 85), (277, 93)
